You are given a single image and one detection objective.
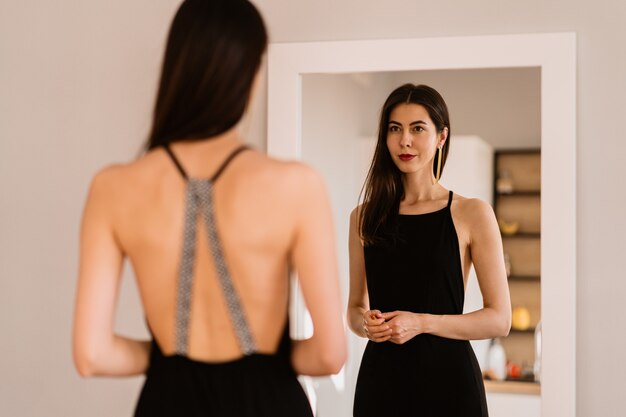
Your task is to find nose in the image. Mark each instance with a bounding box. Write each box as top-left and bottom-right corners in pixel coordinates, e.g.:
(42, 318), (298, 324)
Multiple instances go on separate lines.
(399, 130), (412, 148)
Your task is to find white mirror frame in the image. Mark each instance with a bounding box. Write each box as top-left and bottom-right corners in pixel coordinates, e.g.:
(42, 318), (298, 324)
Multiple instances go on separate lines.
(267, 33), (576, 417)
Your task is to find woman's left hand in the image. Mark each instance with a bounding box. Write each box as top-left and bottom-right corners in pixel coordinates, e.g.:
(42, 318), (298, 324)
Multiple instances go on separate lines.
(379, 311), (426, 344)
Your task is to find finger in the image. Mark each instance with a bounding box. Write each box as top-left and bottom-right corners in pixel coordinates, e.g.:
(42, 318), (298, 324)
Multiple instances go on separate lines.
(365, 310), (384, 323)
(369, 328), (393, 338)
(365, 316), (386, 326)
(367, 324), (390, 333)
(374, 335), (392, 343)
(380, 311), (400, 319)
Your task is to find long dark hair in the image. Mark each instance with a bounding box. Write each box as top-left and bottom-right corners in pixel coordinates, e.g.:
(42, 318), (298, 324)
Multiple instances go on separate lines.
(146, 0), (268, 150)
(359, 84), (451, 246)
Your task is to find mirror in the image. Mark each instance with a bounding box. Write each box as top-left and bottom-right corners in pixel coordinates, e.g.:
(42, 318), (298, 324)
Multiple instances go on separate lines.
(268, 34), (576, 417)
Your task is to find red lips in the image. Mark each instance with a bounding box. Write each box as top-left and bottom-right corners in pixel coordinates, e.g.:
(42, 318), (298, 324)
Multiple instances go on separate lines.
(398, 154), (415, 161)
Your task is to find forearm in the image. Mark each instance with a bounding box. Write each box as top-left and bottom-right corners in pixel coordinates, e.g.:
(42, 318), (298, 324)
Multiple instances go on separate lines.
(75, 334), (151, 377)
(423, 307), (510, 340)
(291, 338), (343, 376)
(347, 305), (367, 338)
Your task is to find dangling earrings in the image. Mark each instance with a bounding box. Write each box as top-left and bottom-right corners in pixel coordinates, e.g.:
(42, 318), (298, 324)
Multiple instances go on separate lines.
(433, 146), (443, 185)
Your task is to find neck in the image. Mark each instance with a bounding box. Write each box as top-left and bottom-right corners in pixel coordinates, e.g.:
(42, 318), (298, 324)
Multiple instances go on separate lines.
(173, 126), (242, 151)
(401, 168), (444, 203)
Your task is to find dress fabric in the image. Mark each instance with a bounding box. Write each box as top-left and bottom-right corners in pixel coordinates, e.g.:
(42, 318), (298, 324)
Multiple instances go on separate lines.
(134, 145), (313, 417)
(354, 191), (488, 417)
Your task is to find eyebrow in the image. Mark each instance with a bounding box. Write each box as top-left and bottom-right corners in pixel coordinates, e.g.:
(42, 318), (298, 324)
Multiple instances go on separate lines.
(389, 120), (428, 126)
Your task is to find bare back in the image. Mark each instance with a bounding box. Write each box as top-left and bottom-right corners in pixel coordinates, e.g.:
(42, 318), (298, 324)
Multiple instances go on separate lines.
(108, 140), (304, 362)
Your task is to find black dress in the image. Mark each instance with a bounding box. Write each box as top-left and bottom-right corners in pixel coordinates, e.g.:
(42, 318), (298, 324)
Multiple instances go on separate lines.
(354, 191), (488, 417)
(134, 145), (313, 417)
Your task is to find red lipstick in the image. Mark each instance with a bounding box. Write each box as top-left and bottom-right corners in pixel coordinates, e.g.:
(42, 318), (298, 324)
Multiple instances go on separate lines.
(399, 154), (415, 161)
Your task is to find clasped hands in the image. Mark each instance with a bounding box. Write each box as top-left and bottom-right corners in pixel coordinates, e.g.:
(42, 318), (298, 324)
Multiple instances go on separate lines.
(362, 310), (426, 344)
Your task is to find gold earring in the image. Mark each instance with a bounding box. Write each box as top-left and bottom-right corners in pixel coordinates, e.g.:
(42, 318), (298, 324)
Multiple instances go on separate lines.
(433, 147), (443, 184)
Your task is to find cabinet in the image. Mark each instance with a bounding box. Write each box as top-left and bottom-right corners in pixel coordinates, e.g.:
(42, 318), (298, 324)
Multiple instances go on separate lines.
(492, 149), (541, 390)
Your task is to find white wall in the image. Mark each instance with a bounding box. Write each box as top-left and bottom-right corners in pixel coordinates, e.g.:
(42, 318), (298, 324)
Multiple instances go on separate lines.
(390, 69), (541, 150)
(0, 2), (178, 416)
(1, 1), (625, 416)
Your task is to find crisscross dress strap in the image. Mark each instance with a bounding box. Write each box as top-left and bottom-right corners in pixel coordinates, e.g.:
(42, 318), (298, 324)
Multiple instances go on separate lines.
(447, 190), (454, 208)
(162, 144), (256, 356)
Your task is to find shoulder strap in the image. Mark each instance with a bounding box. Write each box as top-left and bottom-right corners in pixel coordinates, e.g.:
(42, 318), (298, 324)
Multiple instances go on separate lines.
(162, 144), (189, 180)
(210, 145), (248, 182)
(447, 190), (454, 208)
(162, 144), (248, 182)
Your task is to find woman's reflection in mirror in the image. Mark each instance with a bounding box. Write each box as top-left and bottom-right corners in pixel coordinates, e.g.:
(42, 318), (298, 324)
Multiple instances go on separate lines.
(347, 84), (511, 416)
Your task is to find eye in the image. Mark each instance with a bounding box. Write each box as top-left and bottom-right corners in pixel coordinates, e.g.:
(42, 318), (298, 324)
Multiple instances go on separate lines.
(411, 125), (425, 133)
(388, 125), (401, 132)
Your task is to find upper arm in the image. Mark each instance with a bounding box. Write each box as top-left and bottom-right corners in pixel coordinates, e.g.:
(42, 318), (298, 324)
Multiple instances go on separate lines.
(73, 168), (125, 362)
(288, 165), (344, 344)
(347, 207), (368, 312)
(466, 200), (511, 313)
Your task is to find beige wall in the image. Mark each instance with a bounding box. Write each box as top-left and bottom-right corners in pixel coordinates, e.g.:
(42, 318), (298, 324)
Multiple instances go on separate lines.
(1, 0), (624, 416)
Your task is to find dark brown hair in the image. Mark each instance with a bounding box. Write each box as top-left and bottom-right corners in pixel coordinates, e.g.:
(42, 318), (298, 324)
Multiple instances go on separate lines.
(359, 84), (451, 246)
(146, 0), (267, 150)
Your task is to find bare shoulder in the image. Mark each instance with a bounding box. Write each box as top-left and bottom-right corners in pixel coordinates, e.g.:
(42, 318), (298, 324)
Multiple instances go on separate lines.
(255, 154), (328, 199)
(85, 152), (159, 211)
(350, 204), (364, 223)
(451, 194), (497, 230)
(87, 163), (129, 199)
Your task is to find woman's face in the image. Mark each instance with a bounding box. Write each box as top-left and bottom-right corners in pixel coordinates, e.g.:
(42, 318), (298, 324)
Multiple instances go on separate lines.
(385, 103), (447, 175)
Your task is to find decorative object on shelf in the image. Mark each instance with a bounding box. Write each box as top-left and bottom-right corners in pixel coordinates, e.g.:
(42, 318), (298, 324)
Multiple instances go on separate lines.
(521, 361), (535, 380)
(504, 253), (512, 277)
(534, 320), (542, 383)
(496, 169), (514, 194)
(485, 338), (507, 381)
(498, 219), (520, 235)
(511, 306), (531, 331)
(506, 361), (522, 379)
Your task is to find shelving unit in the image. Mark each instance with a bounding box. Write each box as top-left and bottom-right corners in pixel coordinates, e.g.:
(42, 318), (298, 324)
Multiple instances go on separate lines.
(487, 149), (541, 394)
(484, 380), (541, 396)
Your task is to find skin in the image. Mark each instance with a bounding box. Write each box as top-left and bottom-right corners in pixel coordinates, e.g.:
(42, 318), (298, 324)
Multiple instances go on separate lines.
(347, 103), (511, 345)
(73, 81), (346, 378)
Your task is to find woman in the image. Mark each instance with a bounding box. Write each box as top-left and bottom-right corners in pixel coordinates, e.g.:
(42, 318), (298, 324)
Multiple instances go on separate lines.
(347, 84), (511, 416)
(72, 1), (346, 416)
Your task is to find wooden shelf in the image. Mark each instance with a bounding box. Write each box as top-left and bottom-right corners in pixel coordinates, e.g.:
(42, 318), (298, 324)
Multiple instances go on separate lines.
(484, 379), (541, 396)
(494, 149), (542, 371)
(510, 327), (536, 334)
(501, 232), (540, 239)
(508, 275), (540, 281)
(497, 190), (541, 196)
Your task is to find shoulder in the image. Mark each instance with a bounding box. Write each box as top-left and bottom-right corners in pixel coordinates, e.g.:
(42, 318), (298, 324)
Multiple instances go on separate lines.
(453, 195), (494, 216)
(350, 204), (364, 222)
(258, 155), (328, 196)
(451, 194), (497, 230)
(239, 153), (329, 211)
(87, 163), (128, 199)
(85, 153), (155, 209)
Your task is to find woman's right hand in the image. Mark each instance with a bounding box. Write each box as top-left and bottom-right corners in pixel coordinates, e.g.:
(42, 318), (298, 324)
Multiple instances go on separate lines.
(363, 310), (392, 342)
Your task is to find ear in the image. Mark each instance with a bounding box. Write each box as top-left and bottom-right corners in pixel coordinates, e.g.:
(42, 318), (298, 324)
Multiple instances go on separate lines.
(438, 127), (449, 148)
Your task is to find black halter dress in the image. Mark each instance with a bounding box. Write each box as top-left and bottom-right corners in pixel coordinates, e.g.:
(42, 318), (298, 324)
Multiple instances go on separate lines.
(354, 191), (488, 417)
(134, 145), (313, 417)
